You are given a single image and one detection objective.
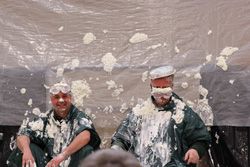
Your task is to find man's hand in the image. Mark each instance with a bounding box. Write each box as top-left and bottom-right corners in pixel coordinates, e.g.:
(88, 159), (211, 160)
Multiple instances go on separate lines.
(46, 152), (67, 167)
(45, 130), (90, 167)
(22, 149), (35, 167)
(184, 148), (200, 165)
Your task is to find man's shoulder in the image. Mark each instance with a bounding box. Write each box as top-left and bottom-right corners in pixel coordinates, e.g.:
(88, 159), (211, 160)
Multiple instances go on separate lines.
(172, 93), (194, 110)
(172, 92), (183, 101)
(40, 110), (52, 118)
(70, 105), (91, 120)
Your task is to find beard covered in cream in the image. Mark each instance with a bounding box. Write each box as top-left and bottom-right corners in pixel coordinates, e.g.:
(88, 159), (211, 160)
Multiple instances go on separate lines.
(151, 87), (173, 107)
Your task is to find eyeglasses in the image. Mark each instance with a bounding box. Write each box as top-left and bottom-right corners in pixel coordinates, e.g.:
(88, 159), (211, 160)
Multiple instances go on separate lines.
(49, 83), (71, 95)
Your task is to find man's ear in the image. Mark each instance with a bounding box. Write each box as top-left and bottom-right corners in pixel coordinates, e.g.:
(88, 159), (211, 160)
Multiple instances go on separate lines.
(69, 94), (73, 101)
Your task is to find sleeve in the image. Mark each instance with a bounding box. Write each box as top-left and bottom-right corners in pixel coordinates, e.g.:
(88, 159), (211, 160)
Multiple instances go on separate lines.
(17, 117), (46, 145)
(75, 113), (101, 150)
(111, 112), (137, 151)
(183, 107), (211, 158)
(18, 118), (32, 137)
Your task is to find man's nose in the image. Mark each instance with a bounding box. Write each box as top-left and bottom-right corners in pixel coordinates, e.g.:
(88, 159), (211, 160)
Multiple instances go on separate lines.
(58, 98), (64, 102)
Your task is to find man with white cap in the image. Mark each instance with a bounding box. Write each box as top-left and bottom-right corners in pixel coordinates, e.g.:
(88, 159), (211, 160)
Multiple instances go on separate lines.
(111, 65), (210, 167)
(8, 82), (101, 167)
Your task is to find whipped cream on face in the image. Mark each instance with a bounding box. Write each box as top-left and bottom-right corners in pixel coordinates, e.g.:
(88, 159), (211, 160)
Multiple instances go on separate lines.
(151, 87), (173, 103)
(151, 87), (172, 94)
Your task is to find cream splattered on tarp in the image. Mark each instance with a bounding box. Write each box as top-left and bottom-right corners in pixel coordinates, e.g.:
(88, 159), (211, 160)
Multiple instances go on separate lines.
(129, 33), (148, 44)
(20, 88), (26, 94)
(206, 54), (212, 62)
(216, 47), (239, 71)
(141, 71), (148, 82)
(220, 47), (239, 57)
(58, 26), (64, 31)
(56, 67), (64, 77)
(28, 98), (33, 107)
(82, 32), (96, 45)
(175, 46), (180, 53)
(147, 43), (162, 50)
(119, 103), (128, 113)
(194, 73), (201, 79)
(105, 80), (124, 97)
(101, 53), (117, 73)
(181, 82), (189, 89)
(229, 79), (235, 85)
(196, 85), (213, 125)
(207, 30), (212, 35)
(106, 80), (117, 90)
(70, 59), (80, 70)
(71, 80), (92, 107)
(112, 86), (124, 97)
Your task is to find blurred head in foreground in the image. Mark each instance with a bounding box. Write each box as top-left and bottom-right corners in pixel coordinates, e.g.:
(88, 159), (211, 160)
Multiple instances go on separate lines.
(79, 149), (141, 167)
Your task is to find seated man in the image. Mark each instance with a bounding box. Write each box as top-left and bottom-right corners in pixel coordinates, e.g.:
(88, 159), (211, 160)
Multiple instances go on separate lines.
(8, 82), (101, 167)
(80, 149), (141, 167)
(111, 65), (211, 167)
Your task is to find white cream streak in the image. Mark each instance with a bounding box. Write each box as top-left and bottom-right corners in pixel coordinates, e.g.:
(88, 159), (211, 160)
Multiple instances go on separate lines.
(172, 98), (185, 124)
(151, 87), (172, 94)
(132, 98), (186, 166)
(45, 113), (73, 166)
(133, 99), (172, 166)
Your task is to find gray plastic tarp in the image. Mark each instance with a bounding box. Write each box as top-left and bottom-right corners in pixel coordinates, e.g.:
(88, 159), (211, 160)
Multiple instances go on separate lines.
(0, 0), (250, 133)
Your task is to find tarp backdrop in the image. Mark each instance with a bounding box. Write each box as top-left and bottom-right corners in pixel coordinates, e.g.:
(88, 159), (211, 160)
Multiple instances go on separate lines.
(0, 0), (250, 145)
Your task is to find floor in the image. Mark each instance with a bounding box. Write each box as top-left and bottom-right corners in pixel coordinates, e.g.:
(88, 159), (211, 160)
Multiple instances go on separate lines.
(0, 126), (19, 167)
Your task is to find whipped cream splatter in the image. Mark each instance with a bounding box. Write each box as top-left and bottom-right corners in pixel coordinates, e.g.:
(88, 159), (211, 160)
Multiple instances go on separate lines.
(20, 88), (26, 94)
(83, 32), (96, 44)
(71, 80), (92, 107)
(141, 71), (148, 82)
(216, 47), (239, 71)
(129, 33), (148, 43)
(101, 53), (117, 73)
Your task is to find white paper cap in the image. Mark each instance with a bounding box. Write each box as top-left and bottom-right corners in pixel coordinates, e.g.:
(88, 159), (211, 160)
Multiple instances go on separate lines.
(149, 66), (176, 79)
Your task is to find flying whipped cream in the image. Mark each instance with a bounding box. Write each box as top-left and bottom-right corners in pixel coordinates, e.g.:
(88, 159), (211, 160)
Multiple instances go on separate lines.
(101, 53), (117, 73)
(71, 80), (92, 107)
(20, 88), (26, 94)
(216, 47), (239, 71)
(129, 33), (148, 43)
(83, 32), (96, 44)
(141, 71), (148, 82)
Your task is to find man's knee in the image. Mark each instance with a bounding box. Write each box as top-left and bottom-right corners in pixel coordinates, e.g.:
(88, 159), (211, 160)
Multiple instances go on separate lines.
(7, 143), (48, 167)
(69, 145), (94, 167)
(7, 147), (22, 167)
(75, 145), (94, 159)
(29, 143), (49, 166)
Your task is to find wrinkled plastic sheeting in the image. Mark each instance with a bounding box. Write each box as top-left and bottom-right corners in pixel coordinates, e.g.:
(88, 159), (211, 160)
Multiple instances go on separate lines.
(0, 67), (46, 125)
(0, 0), (249, 128)
(201, 64), (250, 126)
